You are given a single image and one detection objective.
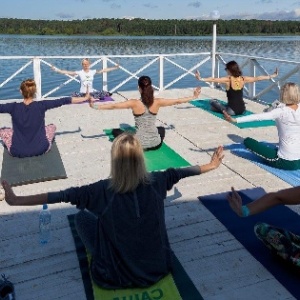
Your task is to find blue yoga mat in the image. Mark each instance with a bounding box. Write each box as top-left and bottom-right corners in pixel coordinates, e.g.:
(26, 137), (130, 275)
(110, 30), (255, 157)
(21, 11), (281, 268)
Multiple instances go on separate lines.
(226, 143), (300, 187)
(199, 187), (300, 299)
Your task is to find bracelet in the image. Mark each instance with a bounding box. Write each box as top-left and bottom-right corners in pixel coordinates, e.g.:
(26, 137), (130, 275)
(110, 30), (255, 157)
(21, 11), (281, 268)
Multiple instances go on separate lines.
(241, 205), (250, 217)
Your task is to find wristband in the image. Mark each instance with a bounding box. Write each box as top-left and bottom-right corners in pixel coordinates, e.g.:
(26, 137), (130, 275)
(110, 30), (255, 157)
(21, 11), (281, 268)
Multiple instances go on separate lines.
(241, 205), (250, 217)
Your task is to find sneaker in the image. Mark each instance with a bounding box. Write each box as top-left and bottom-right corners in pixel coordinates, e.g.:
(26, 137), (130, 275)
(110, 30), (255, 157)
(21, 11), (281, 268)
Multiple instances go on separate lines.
(0, 274), (15, 300)
(263, 99), (281, 112)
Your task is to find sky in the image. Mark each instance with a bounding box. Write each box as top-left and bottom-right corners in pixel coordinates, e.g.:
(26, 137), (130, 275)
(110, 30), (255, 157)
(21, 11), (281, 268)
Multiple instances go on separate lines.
(2, 0), (300, 21)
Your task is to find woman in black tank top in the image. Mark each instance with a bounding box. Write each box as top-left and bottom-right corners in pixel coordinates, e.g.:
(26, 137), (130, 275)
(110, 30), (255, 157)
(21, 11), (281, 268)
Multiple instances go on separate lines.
(195, 60), (278, 116)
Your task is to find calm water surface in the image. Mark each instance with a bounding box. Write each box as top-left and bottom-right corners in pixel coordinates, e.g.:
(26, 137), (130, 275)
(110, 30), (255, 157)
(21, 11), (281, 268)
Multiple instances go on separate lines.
(1, 35), (300, 101)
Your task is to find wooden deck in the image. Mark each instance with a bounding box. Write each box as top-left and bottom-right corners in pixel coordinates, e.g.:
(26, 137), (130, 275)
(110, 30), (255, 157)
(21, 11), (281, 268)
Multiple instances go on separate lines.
(0, 87), (296, 300)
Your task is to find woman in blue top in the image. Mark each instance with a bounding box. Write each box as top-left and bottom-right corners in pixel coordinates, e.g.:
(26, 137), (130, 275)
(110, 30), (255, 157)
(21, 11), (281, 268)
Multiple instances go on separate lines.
(195, 60), (278, 115)
(0, 79), (90, 158)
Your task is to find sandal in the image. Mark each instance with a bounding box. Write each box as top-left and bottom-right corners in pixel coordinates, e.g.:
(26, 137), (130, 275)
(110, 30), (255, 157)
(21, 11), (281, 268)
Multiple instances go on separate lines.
(0, 274), (15, 300)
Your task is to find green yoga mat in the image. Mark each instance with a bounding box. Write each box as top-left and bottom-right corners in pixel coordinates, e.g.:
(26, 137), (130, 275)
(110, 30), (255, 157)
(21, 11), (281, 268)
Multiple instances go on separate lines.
(104, 128), (191, 171)
(1, 141), (67, 186)
(68, 214), (203, 300)
(190, 99), (275, 128)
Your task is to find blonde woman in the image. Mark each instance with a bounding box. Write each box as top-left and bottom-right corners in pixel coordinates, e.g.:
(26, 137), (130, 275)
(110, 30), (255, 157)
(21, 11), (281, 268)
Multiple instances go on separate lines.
(0, 79), (90, 158)
(52, 58), (119, 97)
(2, 133), (224, 289)
(196, 60), (278, 115)
(224, 82), (300, 170)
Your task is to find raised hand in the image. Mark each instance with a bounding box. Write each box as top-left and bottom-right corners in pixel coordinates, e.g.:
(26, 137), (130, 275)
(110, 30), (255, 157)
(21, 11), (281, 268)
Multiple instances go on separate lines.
(227, 187), (243, 216)
(195, 70), (201, 81)
(210, 145), (224, 169)
(193, 87), (201, 98)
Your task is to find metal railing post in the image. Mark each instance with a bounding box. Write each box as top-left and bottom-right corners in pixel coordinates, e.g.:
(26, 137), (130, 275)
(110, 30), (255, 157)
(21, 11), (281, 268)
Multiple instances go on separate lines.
(248, 58), (255, 99)
(211, 24), (217, 88)
(102, 57), (108, 91)
(33, 57), (42, 99)
(159, 56), (164, 91)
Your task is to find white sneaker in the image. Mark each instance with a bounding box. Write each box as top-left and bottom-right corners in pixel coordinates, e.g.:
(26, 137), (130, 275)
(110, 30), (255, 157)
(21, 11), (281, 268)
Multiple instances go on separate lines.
(263, 100), (281, 112)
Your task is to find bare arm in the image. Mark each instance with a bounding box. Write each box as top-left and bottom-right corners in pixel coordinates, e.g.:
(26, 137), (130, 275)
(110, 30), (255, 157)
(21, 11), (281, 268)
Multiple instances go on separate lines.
(227, 186), (300, 217)
(243, 68), (278, 83)
(2, 180), (48, 206)
(51, 66), (77, 76)
(71, 87), (91, 104)
(89, 99), (136, 110)
(156, 87), (201, 107)
(96, 64), (120, 74)
(195, 70), (229, 84)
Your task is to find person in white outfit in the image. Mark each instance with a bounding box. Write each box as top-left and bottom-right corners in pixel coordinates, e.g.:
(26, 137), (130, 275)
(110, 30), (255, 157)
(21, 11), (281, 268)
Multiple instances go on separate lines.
(52, 58), (119, 97)
(224, 82), (300, 170)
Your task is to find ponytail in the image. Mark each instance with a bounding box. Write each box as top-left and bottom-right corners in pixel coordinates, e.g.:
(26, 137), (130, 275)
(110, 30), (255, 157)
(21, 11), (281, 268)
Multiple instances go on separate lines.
(138, 76), (154, 107)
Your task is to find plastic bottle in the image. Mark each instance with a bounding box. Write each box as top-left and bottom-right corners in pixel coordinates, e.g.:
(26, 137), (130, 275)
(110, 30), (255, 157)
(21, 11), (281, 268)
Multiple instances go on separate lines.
(39, 204), (51, 244)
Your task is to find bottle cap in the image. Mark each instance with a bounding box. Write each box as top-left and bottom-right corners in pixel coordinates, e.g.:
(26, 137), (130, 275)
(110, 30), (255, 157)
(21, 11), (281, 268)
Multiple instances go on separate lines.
(43, 204), (48, 210)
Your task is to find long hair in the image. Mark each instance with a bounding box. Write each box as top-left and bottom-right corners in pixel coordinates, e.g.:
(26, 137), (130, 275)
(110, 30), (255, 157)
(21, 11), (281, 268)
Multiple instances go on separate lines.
(109, 133), (150, 193)
(20, 79), (36, 99)
(280, 82), (300, 105)
(225, 60), (242, 77)
(138, 76), (154, 107)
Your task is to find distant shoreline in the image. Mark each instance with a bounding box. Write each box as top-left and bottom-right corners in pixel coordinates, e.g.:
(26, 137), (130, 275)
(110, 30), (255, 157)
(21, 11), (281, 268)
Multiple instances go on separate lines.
(1, 18), (300, 36)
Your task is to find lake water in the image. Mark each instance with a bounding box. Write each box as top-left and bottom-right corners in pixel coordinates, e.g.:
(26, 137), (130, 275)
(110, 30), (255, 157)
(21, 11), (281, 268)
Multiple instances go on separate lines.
(1, 34), (300, 102)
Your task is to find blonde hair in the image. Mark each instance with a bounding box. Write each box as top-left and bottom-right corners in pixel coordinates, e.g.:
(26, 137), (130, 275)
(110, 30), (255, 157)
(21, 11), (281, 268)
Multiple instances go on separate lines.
(280, 82), (300, 105)
(20, 79), (36, 99)
(109, 133), (150, 193)
(81, 58), (90, 65)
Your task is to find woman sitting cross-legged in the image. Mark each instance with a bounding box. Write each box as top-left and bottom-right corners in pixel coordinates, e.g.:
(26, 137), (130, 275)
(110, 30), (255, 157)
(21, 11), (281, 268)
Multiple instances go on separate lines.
(2, 133), (224, 289)
(224, 82), (300, 170)
(195, 60), (278, 116)
(89, 75), (201, 151)
(0, 79), (91, 158)
(228, 186), (300, 268)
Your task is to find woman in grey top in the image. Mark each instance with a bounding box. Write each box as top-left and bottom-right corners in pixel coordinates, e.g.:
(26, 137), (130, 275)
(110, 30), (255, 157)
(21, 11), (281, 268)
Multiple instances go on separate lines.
(2, 133), (224, 289)
(89, 75), (201, 150)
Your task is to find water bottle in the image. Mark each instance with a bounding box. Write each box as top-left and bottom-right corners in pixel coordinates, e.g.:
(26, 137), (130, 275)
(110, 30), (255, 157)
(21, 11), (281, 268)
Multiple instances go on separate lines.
(39, 204), (51, 244)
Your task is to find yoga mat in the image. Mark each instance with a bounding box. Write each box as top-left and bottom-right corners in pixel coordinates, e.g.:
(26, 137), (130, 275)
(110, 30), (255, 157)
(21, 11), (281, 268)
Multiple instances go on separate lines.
(227, 143), (300, 187)
(199, 187), (300, 299)
(104, 128), (191, 171)
(1, 141), (67, 186)
(68, 214), (203, 300)
(190, 99), (275, 128)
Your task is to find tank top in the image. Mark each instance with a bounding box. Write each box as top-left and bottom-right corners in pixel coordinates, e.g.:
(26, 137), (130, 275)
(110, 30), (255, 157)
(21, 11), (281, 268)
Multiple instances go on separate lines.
(226, 77), (246, 115)
(134, 104), (161, 149)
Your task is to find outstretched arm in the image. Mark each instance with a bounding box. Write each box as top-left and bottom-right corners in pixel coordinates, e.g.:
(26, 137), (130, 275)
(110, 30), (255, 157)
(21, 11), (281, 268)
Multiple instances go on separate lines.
(156, 87), (201, 107)
(89, 99), (136, 110)
(195, 70), (229, 84)
(243, 68), (278, 83)
(227, 186), (300, 217)
(71, 87), (92, 104)
(51, 66), (77, 76)
(96, 64), (119, 74)
(2, 180), (48, 206)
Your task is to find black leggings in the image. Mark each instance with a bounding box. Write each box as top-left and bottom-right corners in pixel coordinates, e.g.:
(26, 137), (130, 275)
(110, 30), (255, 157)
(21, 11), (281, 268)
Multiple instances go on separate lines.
(112, 127), (165, 151)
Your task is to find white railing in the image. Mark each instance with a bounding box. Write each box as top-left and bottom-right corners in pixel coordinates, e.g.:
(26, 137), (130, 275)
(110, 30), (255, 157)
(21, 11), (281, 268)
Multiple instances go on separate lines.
(0, 27), (300, 102)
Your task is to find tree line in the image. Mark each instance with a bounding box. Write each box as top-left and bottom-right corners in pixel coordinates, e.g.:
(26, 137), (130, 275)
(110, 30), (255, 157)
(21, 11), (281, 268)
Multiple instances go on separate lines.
(1, 18), (300, 36)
